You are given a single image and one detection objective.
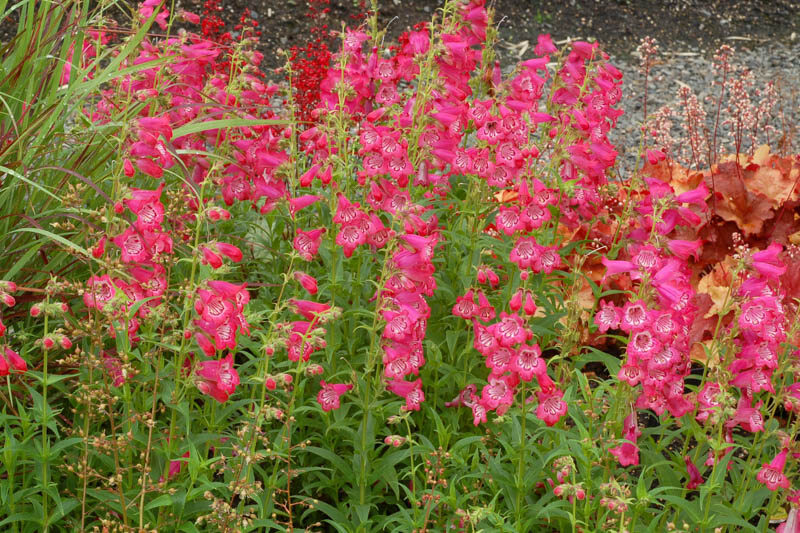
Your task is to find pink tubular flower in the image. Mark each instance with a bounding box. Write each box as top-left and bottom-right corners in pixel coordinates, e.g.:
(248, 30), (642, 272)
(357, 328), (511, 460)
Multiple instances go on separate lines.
(289, 298), (330, 321)
(751, 242), (786, 279)
(667, 239), (702, 261)
(386, 378), (424, 411)
(778, 508), (800, 533)
(294, 272), (318, 295)
(201, 247), (223, 269)
(609, 411), (641, 466)
(534, 33), (557, 55)
(317, 380), (353, 412)
(5, 348), (27, 372)
(216, 242), (243, 263)
(293, 228), (326, 261)
(757, 448), (791, 491)
(195, 354), (239, 403)
(535, 389), (567, 426)
(594, 300), (621, 333)
(684, 455), (704, 489)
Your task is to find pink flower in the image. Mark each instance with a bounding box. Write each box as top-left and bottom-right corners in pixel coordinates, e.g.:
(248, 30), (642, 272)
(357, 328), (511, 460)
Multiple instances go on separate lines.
(289, 195), (321, 216)
(452, 290), (478, 319)
(317, 380), (352, 411)
(201, 246), (223, 269)
(757, 448), (791, 491)
(216, 242), (243, 263)
(168, 451), (190, 479)
(609, 411), (641, 466)
(83, 275), (117, 309)
(778, 508), (800, 533)
(195, 354), (239, 403)
(293, 228), (326, 261)
(113, 228), (151, 263)
(594, 300), (621, 333)
(102, 352), (126, 387)
(684, 456), (704, 489)
(386, 378), (424, 411)
(536, 389), (567, 427)
(509, 237), (541, 270)
(534, 34), (557, 55)
(646, 149), (666, 165)
(667, 239), (702, 261)
(5, 348), (27, 372)
(751, 242), (786, 279)
(490, 312), (528, 347)
(289, 299), (330, 321)
(601, 257), (638, 281)
(294, 272), (318, 295)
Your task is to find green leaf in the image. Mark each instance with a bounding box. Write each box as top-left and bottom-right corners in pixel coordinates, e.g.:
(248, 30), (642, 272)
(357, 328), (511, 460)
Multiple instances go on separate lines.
(11, 227), (88, 257)
(172, 118), (287, 138)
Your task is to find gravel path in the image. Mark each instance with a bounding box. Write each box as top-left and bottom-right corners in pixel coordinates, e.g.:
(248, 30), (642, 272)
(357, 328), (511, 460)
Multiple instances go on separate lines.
(605, 39), (800, 172)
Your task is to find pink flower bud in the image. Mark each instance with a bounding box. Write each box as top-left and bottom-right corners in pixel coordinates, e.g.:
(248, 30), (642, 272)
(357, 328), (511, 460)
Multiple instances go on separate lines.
(524, 293), (537, 316)
(30, 304), (42, 317)
(216, 242), (243, 263)
(42, 337), (54, 349)
(265, 377), (277, 390)
(60, 336), (73, 350)
(114, 202), (124, 214)
(5, 348), (26, 372)
(180, 10), (200, 23)
(201, 247), (223, 269)
(123, 158), (135, 177)
(294, 272), (318, 295)
(509, 290), (523, 312)
(2, 293), (15, 307)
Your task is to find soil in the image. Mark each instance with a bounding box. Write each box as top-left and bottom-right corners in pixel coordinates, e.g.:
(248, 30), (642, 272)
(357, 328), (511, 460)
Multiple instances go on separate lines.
(3, 1), (797, 69)
(184, 0), (800, 70)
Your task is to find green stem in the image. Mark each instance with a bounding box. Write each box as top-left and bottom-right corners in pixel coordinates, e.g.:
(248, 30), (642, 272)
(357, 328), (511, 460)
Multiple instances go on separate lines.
(41, 293), (50, 532)
(515, 382), (527, 528)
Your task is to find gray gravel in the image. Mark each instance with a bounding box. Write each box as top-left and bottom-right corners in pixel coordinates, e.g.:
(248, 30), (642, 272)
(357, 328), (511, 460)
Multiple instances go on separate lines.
(606, 40), (800, 173)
